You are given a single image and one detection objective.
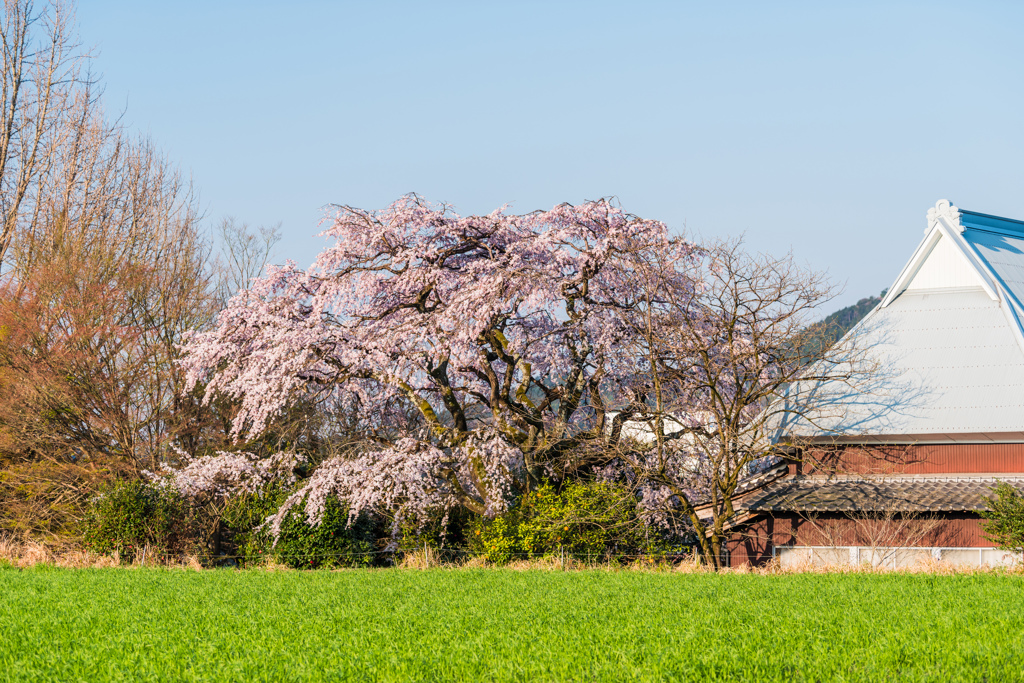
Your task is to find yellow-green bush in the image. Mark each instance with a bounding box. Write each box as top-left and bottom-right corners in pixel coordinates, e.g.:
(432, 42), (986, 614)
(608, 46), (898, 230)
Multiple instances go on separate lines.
(472, 480), (675, 564)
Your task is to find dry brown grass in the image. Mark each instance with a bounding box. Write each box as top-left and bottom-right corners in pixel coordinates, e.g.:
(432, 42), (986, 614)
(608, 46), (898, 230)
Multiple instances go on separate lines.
(417, 552), (1022, 576)
(398, 545), (459, 569)
(0, 534), (202, 570)
(506, 554), (572, 571)
(2, 535), (1020, 575)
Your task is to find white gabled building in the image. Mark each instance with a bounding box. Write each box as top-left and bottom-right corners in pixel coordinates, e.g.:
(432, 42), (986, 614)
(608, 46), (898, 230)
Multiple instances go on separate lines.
(724, 200), (1024, 568)
(862, 199), (1024, 438)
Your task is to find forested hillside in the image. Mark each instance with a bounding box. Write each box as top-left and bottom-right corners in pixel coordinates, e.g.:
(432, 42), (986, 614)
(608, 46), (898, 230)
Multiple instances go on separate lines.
(805, 290), (886, 351)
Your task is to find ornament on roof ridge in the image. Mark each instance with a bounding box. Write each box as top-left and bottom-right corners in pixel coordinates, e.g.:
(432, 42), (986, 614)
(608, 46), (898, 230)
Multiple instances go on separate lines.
(926, 199), (962, 234)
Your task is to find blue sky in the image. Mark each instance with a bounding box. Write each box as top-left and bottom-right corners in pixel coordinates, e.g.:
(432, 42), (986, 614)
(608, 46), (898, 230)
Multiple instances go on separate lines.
(79, 1), (1024, 309)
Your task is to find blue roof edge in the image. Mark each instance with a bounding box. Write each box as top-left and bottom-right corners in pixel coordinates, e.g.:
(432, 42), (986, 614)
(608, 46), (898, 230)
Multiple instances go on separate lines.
(960, 209), (1024, 235)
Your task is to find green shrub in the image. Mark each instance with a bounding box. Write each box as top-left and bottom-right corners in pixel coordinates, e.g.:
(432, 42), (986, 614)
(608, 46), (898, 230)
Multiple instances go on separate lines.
(394, 506), (476, 560)
(982, 481), (1024, 553)
(472, 480), (673, 564)
(218, 487), (282, 566)
(83, 480), (195, 561)
(272, 496), (383, 569)
(223, 489), (384, 569)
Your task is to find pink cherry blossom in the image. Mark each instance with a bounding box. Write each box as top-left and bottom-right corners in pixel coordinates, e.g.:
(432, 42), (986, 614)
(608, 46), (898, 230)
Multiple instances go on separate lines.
(181, 195), (711, 531)
(148, 447), (301, 502)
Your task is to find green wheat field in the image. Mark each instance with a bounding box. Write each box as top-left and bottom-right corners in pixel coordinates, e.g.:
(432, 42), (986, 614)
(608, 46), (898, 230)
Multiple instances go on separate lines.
(1, 566), (1022, 682)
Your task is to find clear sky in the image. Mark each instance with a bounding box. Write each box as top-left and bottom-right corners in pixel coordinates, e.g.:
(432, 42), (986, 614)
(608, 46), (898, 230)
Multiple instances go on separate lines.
(79, 1), (1024, 309)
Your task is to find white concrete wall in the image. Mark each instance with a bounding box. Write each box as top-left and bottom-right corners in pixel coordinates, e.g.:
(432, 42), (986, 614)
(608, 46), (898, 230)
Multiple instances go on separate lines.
(776, 545), (1020, 569)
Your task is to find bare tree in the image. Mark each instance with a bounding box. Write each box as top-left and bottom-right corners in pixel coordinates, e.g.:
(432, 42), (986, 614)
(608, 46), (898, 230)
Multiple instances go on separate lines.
(0, 116), (216, 465)
(0, 0), (89, 267)
(799, 506), (947, 568)
(604, 238), (875, 569)
(214, 217), (281, 306)
(0, 102), (223, 536)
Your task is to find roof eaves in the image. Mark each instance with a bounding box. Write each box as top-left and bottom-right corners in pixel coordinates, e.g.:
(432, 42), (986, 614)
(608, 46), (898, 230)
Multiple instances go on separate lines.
(959, 209), (1024, 235)
(691, 461), (790, 516)
(742, 476), (1024, 514)
(795, 431), (1024, 445)
(997, 289), (1024, 355)
(880, 228), (939, 308)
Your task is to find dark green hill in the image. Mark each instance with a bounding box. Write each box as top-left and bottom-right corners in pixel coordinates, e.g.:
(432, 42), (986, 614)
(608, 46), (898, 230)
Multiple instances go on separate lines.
(799, 290), (886, 360)
(818, 290), (885, 340)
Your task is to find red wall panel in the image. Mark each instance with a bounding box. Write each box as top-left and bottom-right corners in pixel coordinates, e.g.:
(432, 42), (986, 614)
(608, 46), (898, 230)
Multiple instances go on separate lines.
(770, 513), (991, 548)
(726, 513), (994, 567)
(801, 443), (1024, 475)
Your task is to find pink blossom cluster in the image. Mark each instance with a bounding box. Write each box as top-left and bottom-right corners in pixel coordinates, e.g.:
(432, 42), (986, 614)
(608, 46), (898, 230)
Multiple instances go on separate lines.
(180, 195), (701, 524)
(181, 195), (691, 437)
(266, 429), (522, 538)
(149, 448), (301, 501)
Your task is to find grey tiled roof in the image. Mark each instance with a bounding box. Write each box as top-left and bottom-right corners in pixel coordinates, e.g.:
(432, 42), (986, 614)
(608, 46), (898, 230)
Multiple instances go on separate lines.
(734, 462), (790, 495)
(691, 461), (789, 510)
(742, 476), (1024, 513)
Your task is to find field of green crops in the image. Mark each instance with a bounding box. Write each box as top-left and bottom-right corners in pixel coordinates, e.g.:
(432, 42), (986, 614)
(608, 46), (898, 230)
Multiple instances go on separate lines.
(1, 566), (1022, 682)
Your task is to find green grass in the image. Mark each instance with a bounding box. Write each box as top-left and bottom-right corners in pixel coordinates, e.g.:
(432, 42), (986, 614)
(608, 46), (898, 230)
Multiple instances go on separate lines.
(1, 566), (1022, 682)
